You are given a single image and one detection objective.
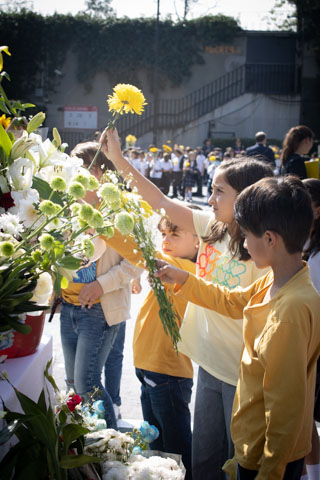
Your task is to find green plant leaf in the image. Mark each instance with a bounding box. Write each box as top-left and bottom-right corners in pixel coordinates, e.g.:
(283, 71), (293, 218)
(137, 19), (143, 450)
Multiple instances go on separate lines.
(59, 453), (102, 469)
(32, 176), (64, 207)
(0, 99), (11, 115)
(0, 122), (12, 158)
(61, 423), (90, 452)
(56, 256), (82, 270)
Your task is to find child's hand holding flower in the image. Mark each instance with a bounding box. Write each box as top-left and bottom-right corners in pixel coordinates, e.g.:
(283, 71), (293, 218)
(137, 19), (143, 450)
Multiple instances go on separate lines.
(154, 259), (189, 286)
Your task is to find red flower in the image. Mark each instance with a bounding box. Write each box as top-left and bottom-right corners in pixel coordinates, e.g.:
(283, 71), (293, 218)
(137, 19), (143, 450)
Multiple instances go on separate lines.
(67, 399), (76, 412)
(66, 393), (82, 412)
(73, 394), (82, 405)
(0, 192), (15, 211)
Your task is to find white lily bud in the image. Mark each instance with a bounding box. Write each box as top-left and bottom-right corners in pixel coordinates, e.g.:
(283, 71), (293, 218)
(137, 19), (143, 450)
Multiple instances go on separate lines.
(26, 112), (46, 134)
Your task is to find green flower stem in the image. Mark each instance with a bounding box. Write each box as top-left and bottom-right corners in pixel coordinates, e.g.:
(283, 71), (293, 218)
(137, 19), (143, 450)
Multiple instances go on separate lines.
(17, 203), (71, 251)
(87, 107), (124, 172)
(0, 81), (16, 117)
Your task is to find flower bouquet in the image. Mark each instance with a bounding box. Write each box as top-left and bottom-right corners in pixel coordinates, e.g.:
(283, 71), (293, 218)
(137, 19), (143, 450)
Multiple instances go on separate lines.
(0, 362), (184, 479)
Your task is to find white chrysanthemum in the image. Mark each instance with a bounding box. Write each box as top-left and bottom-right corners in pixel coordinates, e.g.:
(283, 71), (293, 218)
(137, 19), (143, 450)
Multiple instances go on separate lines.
(0, 213), (23, 236)
(30, 272), (53, 306)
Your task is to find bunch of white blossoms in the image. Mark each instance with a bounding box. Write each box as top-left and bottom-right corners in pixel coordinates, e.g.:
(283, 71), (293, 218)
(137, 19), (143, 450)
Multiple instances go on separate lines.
(84, 429), (134, 461)
(102, 454), (185, 480)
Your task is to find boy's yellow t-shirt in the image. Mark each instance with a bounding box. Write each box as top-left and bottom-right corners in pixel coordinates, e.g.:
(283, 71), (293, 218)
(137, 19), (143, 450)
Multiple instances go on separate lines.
(102, 230), (195, 378)
(176, 265), (320, 479)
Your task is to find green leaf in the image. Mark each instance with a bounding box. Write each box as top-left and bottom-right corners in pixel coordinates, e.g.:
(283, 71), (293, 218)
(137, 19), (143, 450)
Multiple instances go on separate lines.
(0, 122), (12, 158)
(56, 255), (82, 270)
(59, 453), (101, 469)
(61, 423), (89, 452)
(0, 71), (10, 81)
(0, 145), (8, 167)
(0, 99), (11, 115)
(32, 176), (64, 207)
(44, 358), (60, 393)
(37, 390), (47, 413)
(0, 419), (23, 445)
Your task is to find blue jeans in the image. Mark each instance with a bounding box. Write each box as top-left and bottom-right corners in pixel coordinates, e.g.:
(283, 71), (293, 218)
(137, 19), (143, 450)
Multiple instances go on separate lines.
(105, 320), (126, 406)
(136, 368), (193, 480)
(192, 367), (236, 479)
(60, 301), (120, 429)
(237, 457), (304, 479)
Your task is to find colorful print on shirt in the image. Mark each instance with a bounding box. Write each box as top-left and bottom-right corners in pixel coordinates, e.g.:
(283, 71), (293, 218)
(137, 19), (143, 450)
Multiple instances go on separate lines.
(73, 261), (97, 283)
(197, 244), (247, 289)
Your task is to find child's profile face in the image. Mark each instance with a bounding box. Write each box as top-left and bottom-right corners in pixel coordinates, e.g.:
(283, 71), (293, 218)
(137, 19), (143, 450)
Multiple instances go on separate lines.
(160, 224), (199, 260)
(243, 230), (270, 269)
(208, 170), (238, 224)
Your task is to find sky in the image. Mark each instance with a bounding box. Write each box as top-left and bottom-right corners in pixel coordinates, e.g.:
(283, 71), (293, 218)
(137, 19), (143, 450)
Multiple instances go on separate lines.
(3, 0), (295, 31)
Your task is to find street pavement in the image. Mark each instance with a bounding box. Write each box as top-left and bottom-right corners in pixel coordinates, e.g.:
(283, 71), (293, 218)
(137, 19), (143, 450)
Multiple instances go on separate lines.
(43, 190), (210, 424)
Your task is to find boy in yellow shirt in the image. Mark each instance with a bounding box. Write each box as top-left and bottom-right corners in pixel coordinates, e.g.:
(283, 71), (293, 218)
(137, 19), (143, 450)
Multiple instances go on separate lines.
(153, 176), (320, 480)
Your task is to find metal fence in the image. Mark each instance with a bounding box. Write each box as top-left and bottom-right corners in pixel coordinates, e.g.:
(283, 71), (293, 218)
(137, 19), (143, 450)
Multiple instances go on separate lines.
(60, 63), (297, 149)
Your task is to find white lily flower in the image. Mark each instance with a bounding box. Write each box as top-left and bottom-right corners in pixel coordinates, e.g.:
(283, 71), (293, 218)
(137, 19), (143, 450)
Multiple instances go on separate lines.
(8, 157), (34, 191)
(0, 174), (9, 194)
(9, 188), (39, 215)
(10, 130), (36, 160)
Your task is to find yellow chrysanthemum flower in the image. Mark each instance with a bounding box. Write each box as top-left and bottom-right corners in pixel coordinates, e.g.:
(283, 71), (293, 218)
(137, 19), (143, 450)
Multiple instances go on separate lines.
(162, 144), (172, 153)
(140, 199), (153, 218)
(126, 134), (137, 145)
(149, 147), (158, 153)
(167, 140), (171, 143)
(107, 84), (147, 116)
(209, 155), (216, 162)
(0, 46), (11, 73)
(0, 114), (11, 129)
(179, 145), (185, 150)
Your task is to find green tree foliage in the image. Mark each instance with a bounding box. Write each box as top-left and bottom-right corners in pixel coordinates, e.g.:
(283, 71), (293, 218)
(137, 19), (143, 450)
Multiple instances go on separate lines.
(0, 11), (241, 103)
(82, 0), (115, 18)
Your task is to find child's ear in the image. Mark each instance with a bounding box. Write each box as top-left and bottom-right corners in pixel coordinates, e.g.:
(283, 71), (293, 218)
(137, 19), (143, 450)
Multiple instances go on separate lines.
(264, 230), (277, 247)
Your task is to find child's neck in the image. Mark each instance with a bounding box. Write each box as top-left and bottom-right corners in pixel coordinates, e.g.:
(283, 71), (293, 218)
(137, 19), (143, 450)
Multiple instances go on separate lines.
(270, 253), (304, 297)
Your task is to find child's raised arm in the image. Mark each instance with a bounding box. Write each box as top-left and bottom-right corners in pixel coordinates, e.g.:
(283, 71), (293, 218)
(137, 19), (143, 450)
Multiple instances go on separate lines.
(154, 259), (252, 320)
(102, 128), (196, 235)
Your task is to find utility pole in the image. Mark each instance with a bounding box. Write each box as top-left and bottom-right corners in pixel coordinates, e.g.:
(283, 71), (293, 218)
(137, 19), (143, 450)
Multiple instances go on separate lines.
(152, 0), (160, 145)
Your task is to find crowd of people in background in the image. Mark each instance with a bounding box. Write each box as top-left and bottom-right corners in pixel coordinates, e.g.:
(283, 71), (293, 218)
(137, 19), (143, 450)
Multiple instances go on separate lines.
(87, 127), (318, 206)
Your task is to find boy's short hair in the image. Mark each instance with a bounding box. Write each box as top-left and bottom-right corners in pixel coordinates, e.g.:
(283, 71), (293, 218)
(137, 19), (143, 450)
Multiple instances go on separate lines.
(234, 175), (313, 254)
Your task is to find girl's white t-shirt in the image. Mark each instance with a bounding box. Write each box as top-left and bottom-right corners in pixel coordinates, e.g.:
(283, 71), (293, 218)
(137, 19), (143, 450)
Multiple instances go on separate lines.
(178, 210), (267, 386)
(308, 251), (320, 294)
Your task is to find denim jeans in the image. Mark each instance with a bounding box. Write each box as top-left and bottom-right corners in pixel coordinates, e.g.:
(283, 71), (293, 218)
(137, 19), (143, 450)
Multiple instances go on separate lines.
(104, 320), (126, 406)
(192, 367), (236, 479)
(136, 368), (193, 480)
(237, 457), (304, 479)
(60, 301), (120, 429)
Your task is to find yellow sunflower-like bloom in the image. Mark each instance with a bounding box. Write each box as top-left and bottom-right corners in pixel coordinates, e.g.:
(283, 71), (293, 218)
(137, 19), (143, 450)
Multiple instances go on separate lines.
(0, 46), (11, 72)
(107, 84), (147, 116)
(126, 134), (137, 145)
(149, 147), (158, 153)
(209, 155), (216, 162)
(162, 144), (172, 153)
(0, 114), (11, 129)
(140, 199), (153, 218)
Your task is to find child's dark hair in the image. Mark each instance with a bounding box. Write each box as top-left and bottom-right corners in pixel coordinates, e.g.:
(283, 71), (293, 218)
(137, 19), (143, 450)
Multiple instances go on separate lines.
(234, 175), (313, 254)
(71, 141), (115, 172)
(303, 178), (320, 258)
(203, 157), (274, 260)
(281, 125), (314, 167)
(158, 204), (202, 262)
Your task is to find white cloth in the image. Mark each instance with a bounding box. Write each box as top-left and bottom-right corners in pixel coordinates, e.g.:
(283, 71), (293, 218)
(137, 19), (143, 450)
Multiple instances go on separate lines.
(308, 250), (320, 294)
(196, 154), (206, 174)
(178, 210), (268, 386)
(160, 160), (173, 172)
(149, 159), (163, 179)
(0, 335), (54, 460)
